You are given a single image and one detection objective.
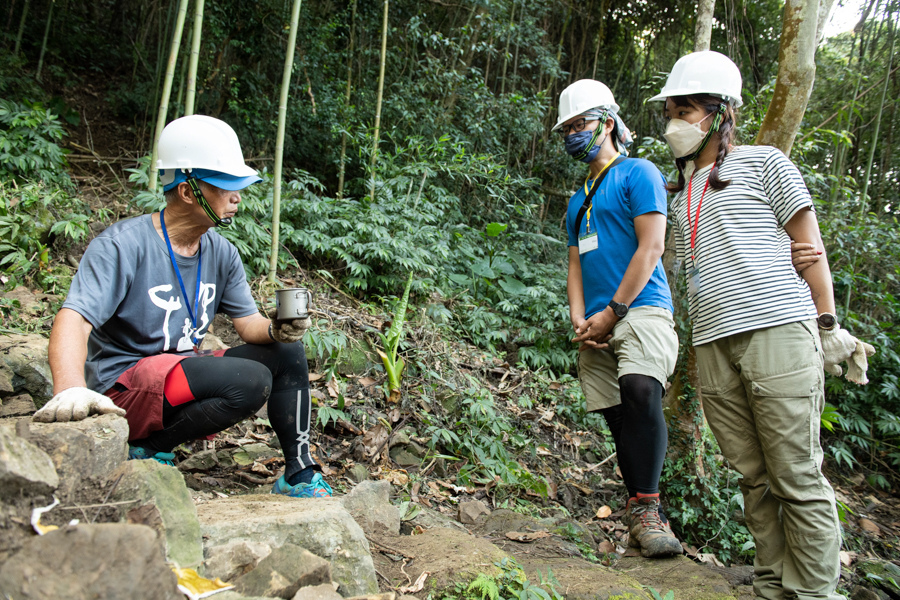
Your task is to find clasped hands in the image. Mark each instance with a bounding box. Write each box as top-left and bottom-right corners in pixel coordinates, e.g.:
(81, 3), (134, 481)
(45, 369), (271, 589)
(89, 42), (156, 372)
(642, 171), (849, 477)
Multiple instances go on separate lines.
(572, 307), (617, 351)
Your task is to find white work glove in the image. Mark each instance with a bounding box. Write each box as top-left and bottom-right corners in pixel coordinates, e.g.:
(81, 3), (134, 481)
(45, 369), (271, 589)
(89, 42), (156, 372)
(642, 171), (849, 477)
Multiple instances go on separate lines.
(820, 325), (876, 385)
(33, 387), (126, 423)
(266, 308), (311, 344)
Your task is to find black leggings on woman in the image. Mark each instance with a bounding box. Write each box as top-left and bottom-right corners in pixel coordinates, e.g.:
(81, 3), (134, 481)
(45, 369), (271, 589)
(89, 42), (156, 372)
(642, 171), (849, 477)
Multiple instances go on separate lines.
(133, 342), (316, 482)
(601, 373), (667, 498)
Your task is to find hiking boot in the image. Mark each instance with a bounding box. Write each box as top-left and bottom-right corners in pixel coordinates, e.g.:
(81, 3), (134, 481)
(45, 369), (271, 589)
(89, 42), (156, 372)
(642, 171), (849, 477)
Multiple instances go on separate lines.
(623, 497), (670, 528)
(628, 496), (683, 558)
(128, 445), (176, 466)
(272, 472), (333, 498)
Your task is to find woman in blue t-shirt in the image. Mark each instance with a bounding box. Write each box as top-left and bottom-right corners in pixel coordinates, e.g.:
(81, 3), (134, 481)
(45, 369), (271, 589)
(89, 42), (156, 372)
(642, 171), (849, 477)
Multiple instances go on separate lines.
(555, 79), (681, 558)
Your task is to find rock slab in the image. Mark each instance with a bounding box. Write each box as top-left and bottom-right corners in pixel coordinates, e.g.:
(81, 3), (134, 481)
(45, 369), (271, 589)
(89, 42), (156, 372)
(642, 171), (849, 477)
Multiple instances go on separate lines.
(27, 414), (129, 499)
(198, 494), (378, 597)
(0, 523), (182, 600)
(341, 479), (400, 536)
(234, 543), (331, 599)
(111, 459), (204, 568)
(0, 422), (58, 497)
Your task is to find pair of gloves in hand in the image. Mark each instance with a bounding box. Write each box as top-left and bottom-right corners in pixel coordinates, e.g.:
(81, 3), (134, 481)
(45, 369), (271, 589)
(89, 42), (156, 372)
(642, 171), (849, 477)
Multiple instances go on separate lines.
(820, 325), (876, 385)
(266, 308), (311, 344)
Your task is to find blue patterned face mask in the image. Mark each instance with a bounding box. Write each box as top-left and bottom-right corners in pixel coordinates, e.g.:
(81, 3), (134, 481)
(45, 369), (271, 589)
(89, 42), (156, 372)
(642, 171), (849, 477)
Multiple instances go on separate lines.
(564, 127), (607, 164)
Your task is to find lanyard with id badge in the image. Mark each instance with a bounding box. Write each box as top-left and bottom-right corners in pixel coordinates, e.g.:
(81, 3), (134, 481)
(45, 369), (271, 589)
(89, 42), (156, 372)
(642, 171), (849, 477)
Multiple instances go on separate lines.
(575, 155), (625, 255)
(686, 173), (710, 296)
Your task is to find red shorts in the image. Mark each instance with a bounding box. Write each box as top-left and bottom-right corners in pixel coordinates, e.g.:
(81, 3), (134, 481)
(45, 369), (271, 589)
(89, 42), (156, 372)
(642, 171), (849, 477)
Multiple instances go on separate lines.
(105, 351), (226, 441)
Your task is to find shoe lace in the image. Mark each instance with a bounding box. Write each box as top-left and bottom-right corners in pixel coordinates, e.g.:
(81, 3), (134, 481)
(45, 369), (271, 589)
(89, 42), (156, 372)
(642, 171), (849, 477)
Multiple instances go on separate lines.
(634, 503), (664, 530)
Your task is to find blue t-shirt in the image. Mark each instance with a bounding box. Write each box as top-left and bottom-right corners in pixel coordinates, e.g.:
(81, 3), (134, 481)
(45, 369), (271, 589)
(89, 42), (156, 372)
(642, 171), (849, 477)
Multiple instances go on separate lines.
(565, 158), (673, 318)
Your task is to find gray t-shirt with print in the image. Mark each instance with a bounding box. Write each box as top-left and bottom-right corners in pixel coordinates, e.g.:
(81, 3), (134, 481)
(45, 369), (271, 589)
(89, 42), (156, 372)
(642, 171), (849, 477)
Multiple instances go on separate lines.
(63, 214), (259, 392)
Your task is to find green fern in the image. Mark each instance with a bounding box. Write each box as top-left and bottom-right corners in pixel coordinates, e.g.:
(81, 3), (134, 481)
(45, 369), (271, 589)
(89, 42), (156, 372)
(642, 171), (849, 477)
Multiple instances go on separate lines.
(466, 573), (500, 600)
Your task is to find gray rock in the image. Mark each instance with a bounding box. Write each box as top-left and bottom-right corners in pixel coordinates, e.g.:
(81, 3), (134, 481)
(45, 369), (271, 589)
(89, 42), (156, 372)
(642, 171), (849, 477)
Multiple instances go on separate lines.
(234, 543), (331, 599)
(457, 500), (490, 525)
(0, 393), (36, 417)
(216, 449), (237, 468)
(480, 508), (547, 535)
(347, 464), (370, 483)
(111, 459), (204, 568)
(388, 429), (410, 448)
(0, 423), (59, 496)
(27, 413), (129, 499)
(402, 504), (468, 534)
(341, 479), (400, 536)
(233, 442), (280, 465)
(0, 360), (14, 393)
(0, 333), (53, 405)
(0, 523), (181, 600)
(345, 595), (396, 600)
(204, 540), (273, 582)
(180, 449), (220, 471)
(388, 447), (420, 468)
(197, 495), (378, 597)
(292, 583), (344, 600)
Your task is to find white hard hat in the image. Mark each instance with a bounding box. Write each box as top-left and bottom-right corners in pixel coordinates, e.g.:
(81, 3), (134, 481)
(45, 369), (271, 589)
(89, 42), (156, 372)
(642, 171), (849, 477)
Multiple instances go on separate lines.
(552, 79), (620, 132)
(648, 51), (743, 108)
(157, 115), (259, 189)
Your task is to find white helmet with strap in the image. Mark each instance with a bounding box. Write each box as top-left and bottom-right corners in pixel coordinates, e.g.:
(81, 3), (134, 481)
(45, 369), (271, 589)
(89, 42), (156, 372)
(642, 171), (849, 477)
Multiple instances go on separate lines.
(552, 79), (620, 132)
(157, 115), (259, 190)
(648, 50), (743, 107)
(157, 115), (260, 227)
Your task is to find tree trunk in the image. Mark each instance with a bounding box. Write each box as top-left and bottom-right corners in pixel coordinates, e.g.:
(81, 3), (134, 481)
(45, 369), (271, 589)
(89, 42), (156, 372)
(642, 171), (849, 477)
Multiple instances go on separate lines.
(35, 0), (54, 81)
(754, 0), (820, 156)
(500, 1), (515, 95)
(337, 0), (357, 200)
(184, 0), (205, 116)
(268, 0), (303, 283)
(693, 0), (715, 52)
(148, 0), (189, 192)
(368, 0), (389, 202)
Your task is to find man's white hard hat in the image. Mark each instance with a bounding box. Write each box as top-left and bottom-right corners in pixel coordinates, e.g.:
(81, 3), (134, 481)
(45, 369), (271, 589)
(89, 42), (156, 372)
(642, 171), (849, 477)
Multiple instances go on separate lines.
(552, 79), (619, 132)
(157, 115), (260, 190)
(648, 50), (743, 108)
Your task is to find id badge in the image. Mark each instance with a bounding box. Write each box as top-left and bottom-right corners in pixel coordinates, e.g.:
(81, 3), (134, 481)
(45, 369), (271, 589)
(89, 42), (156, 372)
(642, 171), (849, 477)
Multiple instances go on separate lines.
(578, 233), (599, 255)
(688, 267), (701, 296)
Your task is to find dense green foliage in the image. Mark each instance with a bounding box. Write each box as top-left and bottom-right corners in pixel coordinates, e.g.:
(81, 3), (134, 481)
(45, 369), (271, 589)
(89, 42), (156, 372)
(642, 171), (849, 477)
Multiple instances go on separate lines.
(3, 0), (900, 569)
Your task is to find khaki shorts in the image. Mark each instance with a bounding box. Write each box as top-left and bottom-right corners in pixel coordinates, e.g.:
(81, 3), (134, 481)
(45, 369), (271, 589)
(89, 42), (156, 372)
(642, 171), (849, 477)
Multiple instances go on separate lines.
(577, 306), (679, 412)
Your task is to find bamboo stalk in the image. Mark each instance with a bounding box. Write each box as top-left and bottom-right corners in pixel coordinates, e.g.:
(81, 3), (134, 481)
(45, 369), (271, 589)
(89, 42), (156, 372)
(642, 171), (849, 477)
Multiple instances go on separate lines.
(268, 0), (304, 283)
(13, 0), (29, 56)
(337, 0), (357, 200)
(35, 0), (53, 81)
(368, 0), (390, 202)
(148, 0), (190, 192)
(184, 0), (205, 116)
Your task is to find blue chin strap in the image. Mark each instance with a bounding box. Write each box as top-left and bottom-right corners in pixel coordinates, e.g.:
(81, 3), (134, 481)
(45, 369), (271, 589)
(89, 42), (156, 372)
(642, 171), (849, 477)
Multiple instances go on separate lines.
(185, 173), (232, 227)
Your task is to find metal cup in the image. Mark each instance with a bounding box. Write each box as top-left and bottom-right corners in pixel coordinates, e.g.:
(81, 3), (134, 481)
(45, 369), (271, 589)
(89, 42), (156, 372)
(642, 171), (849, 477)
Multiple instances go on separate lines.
(275, 288), (312, 321)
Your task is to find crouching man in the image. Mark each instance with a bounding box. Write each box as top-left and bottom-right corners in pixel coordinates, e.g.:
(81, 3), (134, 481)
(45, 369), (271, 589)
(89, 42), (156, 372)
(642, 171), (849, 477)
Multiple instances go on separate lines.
(35, 115), (331, 498)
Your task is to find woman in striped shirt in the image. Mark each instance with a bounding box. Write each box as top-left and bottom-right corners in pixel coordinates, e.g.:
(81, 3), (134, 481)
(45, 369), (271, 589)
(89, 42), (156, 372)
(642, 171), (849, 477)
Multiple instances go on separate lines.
(651, 51), (873, 600)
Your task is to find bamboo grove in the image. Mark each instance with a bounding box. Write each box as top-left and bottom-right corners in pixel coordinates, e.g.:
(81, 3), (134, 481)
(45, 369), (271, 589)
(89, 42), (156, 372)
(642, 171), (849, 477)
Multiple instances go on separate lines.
(3, 0), (900, 512)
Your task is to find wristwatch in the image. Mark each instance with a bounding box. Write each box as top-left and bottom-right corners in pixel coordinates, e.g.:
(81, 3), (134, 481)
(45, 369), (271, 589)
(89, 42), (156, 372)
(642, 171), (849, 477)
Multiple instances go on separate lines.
(608, 300), (629, 318)
(816, 312), (837, 331)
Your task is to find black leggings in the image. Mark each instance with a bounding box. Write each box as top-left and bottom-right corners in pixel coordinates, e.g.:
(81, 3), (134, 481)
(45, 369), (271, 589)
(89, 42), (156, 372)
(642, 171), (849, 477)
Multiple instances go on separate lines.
(134, 342), (316, 481)
(601, 373), (667, 497)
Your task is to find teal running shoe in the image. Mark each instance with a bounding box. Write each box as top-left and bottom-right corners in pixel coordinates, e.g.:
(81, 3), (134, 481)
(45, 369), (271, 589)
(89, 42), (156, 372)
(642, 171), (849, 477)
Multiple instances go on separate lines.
(271, 472), (333, 498)
(128, 445), (176, 466)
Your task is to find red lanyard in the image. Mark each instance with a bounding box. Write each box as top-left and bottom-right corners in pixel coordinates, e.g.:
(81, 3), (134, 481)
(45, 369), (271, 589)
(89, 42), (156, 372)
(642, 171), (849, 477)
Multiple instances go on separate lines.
(686, 174), (710, 261)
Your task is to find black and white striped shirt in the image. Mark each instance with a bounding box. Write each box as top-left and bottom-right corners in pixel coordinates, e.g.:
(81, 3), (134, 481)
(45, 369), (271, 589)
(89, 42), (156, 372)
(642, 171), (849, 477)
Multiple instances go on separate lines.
(672, 145), (818, 346)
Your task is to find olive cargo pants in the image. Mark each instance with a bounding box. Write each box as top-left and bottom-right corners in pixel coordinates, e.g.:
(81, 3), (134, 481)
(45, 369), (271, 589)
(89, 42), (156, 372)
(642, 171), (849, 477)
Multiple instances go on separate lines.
(696, 320), (843, 600)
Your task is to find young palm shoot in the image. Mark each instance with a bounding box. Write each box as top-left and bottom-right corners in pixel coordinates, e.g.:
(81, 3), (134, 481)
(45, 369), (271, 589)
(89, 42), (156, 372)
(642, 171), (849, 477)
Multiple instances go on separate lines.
(377, 272), (413, 403)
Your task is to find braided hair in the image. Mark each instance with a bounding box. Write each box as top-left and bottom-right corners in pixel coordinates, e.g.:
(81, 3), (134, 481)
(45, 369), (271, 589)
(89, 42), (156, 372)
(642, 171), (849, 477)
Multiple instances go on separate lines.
(665, 93), (737, 193)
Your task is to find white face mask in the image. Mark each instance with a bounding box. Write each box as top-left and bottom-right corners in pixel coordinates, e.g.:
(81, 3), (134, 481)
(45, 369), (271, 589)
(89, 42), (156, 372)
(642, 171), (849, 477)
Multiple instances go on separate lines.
(663, 112), (714, 159)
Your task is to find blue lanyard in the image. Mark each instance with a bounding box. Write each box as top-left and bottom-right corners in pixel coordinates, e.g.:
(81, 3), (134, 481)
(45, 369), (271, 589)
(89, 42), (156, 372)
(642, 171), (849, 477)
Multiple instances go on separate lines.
(159, 209), (202, 347)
